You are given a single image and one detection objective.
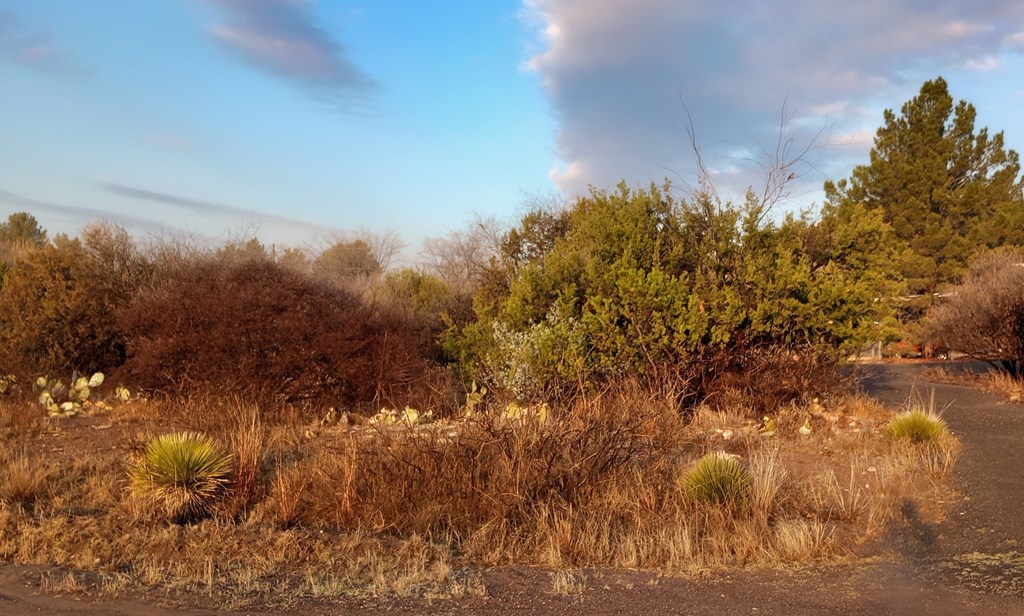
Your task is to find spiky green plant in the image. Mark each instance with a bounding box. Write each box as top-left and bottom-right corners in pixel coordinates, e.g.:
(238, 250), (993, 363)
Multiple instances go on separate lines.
(884, 409), (948, 443)
(680, 452), (752, 505)
(129, 432), (232, 523)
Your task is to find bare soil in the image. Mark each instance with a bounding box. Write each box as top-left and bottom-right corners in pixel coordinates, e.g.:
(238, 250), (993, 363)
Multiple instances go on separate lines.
(3, 362), (1023, 615)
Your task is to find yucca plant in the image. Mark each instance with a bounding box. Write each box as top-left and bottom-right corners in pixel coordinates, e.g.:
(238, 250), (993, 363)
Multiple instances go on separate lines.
(129, 432), (232, 523)
(680, 452), (752, 505)
(884, 409), (948, 443)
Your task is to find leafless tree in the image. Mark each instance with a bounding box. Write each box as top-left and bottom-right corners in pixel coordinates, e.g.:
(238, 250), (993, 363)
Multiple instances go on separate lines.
(311, 227), (405, 274)
(923, 247), (1024, 376)
(673, 100), (829, 225)
(421, 213), (506, 294)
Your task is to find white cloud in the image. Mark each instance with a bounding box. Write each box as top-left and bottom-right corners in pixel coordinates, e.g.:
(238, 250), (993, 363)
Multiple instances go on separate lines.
(940, 21), (989, 39)
(963, 55), (1001, 71)
(523, 1), (1024, 203)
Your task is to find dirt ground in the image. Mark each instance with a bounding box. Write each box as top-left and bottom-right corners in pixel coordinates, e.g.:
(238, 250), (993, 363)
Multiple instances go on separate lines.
(2, 362), (1023, 615)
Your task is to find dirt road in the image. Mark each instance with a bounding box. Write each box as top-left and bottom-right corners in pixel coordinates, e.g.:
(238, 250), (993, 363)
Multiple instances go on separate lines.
(3, 363), (1022, 615)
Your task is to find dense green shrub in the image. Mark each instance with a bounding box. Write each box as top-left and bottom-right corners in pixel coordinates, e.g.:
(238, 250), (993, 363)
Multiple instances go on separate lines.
(447, 183), (899, 406)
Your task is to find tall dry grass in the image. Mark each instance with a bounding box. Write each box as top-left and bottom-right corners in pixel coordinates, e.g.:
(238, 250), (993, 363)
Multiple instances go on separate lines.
(0, 387), (959, 606)
(923, 366), (1024, 403)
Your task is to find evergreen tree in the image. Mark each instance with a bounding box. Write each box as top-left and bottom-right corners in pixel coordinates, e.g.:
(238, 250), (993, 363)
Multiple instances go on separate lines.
(825, 77), (1024, 294)
(0, 211), (48, 247)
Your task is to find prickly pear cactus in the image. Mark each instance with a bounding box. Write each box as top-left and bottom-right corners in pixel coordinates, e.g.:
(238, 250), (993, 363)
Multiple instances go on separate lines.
(0, 374), (16, 395)
(33, 371), (119, 417)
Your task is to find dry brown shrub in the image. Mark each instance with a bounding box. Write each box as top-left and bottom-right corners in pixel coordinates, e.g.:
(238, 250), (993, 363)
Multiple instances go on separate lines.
(119, 257), (452, 412)
(700, 345), (846, 416)
(364, 305), (459, 414)
(923, 247), (1024, 376)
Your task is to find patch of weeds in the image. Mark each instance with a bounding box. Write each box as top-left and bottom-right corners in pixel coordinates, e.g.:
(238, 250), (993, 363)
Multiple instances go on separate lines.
(550, 569), (587, 596)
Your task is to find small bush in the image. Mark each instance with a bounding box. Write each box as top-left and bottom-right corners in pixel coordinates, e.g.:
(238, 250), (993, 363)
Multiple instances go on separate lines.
(129, 432), (232, 523)
(884, 409), (948, 443)
(923, 247), (1024, 376)
(0, 237), (125, 375)
(680, 452), (752, 505)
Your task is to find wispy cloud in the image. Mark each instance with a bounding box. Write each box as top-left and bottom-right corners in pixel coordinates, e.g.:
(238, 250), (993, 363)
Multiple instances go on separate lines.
(1, 185), (334, 246)
(102, 183), (330, 235)
(963, 55), (1002, 72)
(143, 129), (197, 151)
(0, 10), (87, 76)
(523, 0), (1024, 201)
(0, 189), (167, 232)
(202, 0), (376, 109)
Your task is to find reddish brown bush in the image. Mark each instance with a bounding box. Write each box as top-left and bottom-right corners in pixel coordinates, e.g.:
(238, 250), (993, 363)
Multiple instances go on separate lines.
(120, 258), (378, 406)
(695, 344), (846, 416)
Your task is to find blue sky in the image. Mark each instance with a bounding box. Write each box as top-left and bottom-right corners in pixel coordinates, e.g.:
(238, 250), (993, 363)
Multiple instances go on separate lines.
(2, 1), (1023, 257)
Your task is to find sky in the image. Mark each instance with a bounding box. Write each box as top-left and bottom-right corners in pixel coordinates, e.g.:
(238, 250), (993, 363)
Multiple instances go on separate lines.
(1, 1), (1023, 257)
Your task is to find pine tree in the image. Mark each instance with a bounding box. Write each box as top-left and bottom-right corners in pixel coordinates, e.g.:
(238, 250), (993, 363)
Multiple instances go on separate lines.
(825, 77), (1024, 294)
(0, 211), (48, 247)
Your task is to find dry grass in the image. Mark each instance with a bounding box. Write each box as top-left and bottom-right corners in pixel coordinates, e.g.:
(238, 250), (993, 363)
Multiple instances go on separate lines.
(0, 398), (39, 439)
(0, 450), (46, 506)
(550, 569), (587, 595)
(924, 367), (1024, 402)
(0, 387), (959, 607)
(986, 371), (1024, 402)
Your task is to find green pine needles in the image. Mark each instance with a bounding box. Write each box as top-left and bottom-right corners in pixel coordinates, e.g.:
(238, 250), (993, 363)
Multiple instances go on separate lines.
(681, 452), (752, 505)
(884, 409), (948, 444)
(129, 432), (232, 523)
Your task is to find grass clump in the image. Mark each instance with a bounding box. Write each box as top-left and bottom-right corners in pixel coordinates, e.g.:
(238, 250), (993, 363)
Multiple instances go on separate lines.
(680, 452), (752, 505)
(884, 409), (948, 443)
(0, 451), (46, 506)
(129, 431), (232, 523)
